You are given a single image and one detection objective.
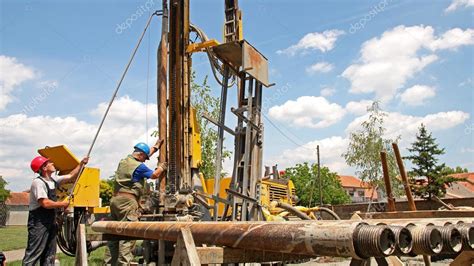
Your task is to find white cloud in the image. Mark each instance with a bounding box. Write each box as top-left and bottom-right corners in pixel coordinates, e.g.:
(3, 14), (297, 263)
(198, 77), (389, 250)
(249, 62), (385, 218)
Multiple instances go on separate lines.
(268, 96), (345, 129)
(270, 136), (350, 173)
(445, 0), (474, 12)
(0, 96), (159, 191)
(346, 110), (470, 142)
(399, 85), (436, 106)
(342, 25), (474, 103)
(429, 28), (474, 50)
(306, 62), (334, 74)
(320, 87), (336, 97)
(345, 100), (373, 115)
(0, 55), (36, 110)
(277, 30), (345, 55)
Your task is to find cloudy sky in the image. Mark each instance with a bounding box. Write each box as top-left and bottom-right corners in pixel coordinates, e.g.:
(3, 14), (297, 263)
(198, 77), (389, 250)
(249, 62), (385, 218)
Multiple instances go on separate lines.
(1, 0), (473, 191)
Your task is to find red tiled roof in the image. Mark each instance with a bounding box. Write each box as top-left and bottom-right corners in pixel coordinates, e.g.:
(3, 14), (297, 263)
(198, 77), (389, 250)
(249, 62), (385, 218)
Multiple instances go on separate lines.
(449, 172), (474, 193)
(338, 175), (378, 199)
(5, 192), (30, 206)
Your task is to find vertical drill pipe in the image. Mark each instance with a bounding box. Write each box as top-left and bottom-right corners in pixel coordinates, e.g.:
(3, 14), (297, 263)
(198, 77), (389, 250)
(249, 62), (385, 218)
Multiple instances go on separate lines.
(157, 0), (168, 203)
(392, 143), (417, 211)
(213, 66), (230, 220)
(380, 151), (396, 212)
(435, 226), (462, 253)
(91, 221), (395, 259)
(455, 223), (474, 250)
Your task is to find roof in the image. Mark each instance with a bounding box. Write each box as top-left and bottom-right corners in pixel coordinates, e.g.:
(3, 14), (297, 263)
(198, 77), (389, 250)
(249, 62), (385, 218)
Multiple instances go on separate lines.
(447, 172), (474, 195)
(338, 175), (378, 199)
(5, 192), (30, 206)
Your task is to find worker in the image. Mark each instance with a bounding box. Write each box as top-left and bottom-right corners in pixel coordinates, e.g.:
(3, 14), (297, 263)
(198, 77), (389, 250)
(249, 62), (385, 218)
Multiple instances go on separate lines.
(105, 141), (167, 265)
(23, 154), (89, 266)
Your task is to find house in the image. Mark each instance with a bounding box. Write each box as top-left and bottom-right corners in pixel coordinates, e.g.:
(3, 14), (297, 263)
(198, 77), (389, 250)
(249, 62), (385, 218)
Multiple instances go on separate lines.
(445, 172), (474, 199)
(5, 191), (30, 225)
(338, 175), (378, 203)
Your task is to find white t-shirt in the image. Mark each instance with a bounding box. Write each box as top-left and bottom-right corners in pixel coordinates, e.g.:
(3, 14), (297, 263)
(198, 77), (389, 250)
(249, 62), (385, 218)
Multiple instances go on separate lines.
(29, 175), (66, 211)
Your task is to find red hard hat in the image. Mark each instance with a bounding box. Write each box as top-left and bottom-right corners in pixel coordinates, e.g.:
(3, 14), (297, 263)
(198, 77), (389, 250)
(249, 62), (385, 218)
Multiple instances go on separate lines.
(30, 156), (49, 173)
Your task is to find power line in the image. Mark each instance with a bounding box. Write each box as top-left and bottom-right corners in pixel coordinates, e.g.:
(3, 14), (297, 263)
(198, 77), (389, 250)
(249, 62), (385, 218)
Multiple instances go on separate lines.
(262, 113), (314, 151)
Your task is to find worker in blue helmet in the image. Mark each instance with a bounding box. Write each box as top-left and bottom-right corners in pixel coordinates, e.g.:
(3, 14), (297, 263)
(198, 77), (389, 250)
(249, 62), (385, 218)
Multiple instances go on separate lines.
(105, 139), (167, 265)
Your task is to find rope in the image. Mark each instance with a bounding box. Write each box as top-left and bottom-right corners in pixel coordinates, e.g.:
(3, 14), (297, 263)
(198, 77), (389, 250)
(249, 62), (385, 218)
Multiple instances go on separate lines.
(69, 10), (163, 197)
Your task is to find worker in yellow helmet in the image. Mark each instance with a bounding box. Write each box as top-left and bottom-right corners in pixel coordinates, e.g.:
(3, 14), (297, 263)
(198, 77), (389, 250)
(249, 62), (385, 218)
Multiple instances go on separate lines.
(105, 140), (167, 265)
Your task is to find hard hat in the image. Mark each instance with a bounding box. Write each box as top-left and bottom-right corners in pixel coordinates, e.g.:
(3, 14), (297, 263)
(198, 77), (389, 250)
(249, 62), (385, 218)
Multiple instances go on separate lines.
(30, 156), (50, 173)
(134, 142), (150, 158)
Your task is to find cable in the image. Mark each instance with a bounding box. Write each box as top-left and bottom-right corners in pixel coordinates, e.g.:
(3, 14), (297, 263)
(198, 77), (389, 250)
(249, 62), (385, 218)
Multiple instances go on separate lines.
(69, 10), (163, 197)
(262, 112), (313, 151)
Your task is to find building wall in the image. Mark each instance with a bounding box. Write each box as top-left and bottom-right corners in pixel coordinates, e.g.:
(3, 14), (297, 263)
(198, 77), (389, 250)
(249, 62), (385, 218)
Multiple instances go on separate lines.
(7, 210), (28, 226)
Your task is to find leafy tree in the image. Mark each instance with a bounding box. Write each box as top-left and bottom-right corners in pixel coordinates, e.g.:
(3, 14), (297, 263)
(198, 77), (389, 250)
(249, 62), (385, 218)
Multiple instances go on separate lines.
(441, 165), (469, 175)
(342, 102), (401, 195)
(0, 176), (10, 202)
(191, 72), (231, 179)
(404, 124), (457, 199)
(285, 162), (351, 206)
(99, 178), (114, 206)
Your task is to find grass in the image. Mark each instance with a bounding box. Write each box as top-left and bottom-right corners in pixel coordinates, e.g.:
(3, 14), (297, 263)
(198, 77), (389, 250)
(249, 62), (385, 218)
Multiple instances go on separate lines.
(0, 225), (28, 251)
(8, 247), (107, 266)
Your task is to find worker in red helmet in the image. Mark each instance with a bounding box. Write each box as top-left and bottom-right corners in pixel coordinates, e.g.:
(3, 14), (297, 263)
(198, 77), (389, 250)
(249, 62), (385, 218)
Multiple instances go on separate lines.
(105, 140), (167, 265)
(23, 154), (88, 266)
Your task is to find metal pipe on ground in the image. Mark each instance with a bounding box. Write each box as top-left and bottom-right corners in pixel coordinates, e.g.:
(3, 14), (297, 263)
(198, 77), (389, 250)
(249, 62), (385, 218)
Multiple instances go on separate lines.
(407, 225), (443, 256)
(389, 226), (413, 256)
(91, 221), (395, 259)
(455, 223), (474, 250)
(435, 226), (462, 254)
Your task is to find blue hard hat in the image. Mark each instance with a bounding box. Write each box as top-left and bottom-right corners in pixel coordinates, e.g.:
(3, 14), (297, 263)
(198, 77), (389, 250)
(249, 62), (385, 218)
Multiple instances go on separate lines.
(134, 142), (150, 158)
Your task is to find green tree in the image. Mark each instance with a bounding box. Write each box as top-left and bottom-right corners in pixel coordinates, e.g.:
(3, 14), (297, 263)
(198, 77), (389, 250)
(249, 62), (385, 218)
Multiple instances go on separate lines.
(191, 72), (231, 179)
(342, 102), (401, 195)
(441, 165), (469, 175)
(285, 163), (351, 206)
(404, 124), (457, 199)
(0, 176), (10, 202)
(99, 178), (114, 206)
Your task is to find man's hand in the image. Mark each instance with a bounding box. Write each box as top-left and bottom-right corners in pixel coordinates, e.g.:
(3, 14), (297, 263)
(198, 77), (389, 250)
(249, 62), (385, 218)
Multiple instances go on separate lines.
(80, 157), (89, 165)
(153, 139), (164, 150)
(158, 162), (168, 172)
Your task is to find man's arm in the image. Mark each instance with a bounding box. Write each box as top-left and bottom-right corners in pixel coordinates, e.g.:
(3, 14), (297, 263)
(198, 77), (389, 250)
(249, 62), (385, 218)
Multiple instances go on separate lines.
(59, 157), (89, 184)
(150, 162), (167, 180)
(38, 198), (68, 209)
(149, 139), (164, 158)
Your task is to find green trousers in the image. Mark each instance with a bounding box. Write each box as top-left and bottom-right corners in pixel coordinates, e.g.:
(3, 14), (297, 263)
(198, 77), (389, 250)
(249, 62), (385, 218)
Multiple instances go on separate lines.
(104, 195), (139, 266)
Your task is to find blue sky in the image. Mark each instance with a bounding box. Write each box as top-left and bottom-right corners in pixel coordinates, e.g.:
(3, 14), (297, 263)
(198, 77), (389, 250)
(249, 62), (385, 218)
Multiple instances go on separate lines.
(1, 0), (473, 191)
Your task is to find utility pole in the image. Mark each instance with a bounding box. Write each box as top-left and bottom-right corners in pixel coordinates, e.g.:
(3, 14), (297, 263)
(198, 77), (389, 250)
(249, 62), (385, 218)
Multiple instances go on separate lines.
(317, 145), (322, 206)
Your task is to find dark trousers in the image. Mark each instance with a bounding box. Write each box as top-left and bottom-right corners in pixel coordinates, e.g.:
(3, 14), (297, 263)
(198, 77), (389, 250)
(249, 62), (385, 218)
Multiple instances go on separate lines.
(22, 209), (57, 266)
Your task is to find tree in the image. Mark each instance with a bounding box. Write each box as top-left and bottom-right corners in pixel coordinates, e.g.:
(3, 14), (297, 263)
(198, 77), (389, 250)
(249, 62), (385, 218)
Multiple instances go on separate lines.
(99, 178), (114, 206)
(191, 72), (231, 179)
(404, 124), (457, 199)
(285, 163), (351, 206)
(441, 165), (469, 175)
(0, 176), (10, 202)
(342, 102), (401, 194)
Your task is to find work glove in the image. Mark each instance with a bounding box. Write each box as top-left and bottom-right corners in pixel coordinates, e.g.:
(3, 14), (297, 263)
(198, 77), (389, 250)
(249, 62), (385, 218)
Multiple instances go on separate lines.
(158, 162), (168, 172)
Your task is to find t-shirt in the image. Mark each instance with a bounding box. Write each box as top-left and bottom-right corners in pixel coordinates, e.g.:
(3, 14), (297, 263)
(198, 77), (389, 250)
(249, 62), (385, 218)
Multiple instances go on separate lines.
(29, 175), (66, 211)
(131, 163), (154, 182)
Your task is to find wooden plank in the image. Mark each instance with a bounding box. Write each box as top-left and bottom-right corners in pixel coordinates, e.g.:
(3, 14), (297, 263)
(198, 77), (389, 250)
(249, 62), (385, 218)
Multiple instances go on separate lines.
(450, 250), (474, 266)
(75, 224), (88, 266)
(359, 210), (474, 219)
(171, 228), (201, 266)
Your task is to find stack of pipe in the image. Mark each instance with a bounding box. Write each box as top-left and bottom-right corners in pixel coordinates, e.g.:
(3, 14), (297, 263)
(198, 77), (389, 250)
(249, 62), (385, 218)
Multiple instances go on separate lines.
(91, 219), (473, 259)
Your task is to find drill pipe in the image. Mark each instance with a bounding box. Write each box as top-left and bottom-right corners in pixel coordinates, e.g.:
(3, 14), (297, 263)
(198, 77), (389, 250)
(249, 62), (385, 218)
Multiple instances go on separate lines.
(455, 223), (474, 250)
(389, 226), (413, 255)
(91, 221), (395, 259)
(435, 225), (462, 254)
(407, 225), (443, 256)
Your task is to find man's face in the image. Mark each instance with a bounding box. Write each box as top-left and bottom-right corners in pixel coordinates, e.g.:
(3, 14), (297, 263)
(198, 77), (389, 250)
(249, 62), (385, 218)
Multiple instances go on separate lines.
(137, 152), (147, 162)
(42, 161), (56, 173)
